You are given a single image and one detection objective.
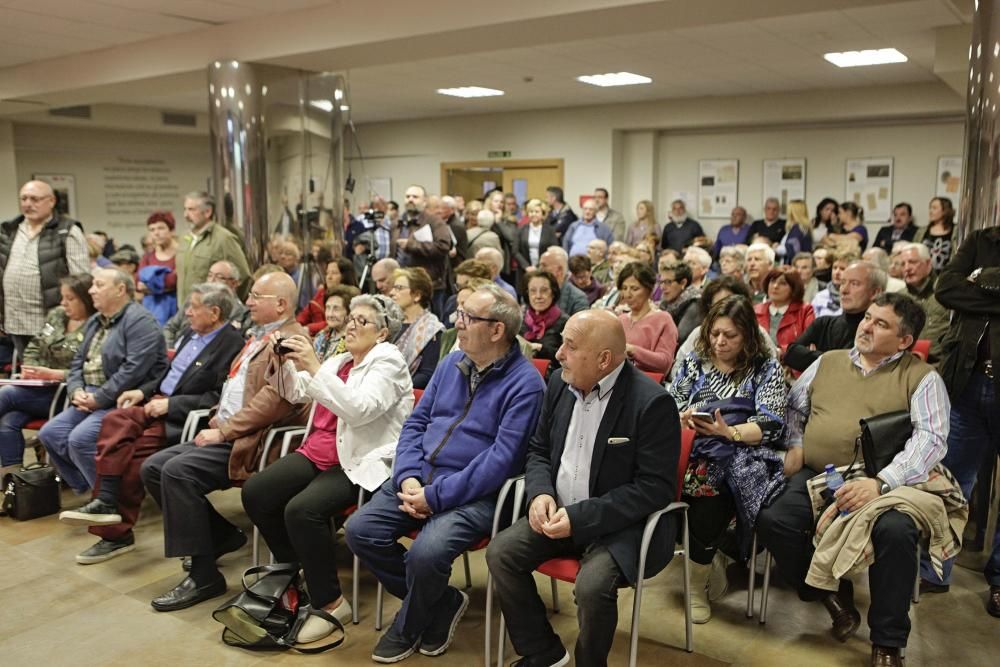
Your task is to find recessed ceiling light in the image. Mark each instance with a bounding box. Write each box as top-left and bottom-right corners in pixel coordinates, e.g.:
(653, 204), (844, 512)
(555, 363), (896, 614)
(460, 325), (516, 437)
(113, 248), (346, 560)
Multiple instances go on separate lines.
(437, 86), (505, 98)
(823, 48), (907, 68)
(576, 72), (652, 87)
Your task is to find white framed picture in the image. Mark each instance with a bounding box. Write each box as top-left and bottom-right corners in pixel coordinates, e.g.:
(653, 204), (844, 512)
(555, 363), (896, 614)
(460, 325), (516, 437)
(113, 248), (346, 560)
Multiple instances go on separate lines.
(698, 159), (739, 218)
(845, 158), (893, 222)
(762, 158), (806, 215)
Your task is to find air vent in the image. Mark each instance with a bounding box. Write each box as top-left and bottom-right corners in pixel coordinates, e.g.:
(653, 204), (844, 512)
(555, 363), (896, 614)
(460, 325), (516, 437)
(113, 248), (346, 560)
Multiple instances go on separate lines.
(49, 105), (91, 119)
(162, 111), (197, 127)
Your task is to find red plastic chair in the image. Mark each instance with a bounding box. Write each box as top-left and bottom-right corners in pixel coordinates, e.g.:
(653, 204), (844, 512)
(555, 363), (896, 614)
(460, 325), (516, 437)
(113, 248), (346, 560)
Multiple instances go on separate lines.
(531, 358), (550, 377)
(912, 339), (931, 361)
(499, 428), (696, 666)
(413, 388), (424, 406)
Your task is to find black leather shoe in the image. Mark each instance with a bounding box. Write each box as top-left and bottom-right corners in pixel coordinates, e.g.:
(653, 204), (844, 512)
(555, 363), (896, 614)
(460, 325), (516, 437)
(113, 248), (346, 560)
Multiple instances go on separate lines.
(919, 579), (949, 594)
(871, 644), (904, 666)
(989, 585), (1000, 618)
(822, 581), (861, 642)
(150, 575), (227, 612)
(181, 530), (247, 571)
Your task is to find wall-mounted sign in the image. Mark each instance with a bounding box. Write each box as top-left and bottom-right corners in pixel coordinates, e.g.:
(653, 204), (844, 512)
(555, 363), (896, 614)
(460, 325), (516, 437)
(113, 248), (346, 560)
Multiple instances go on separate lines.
(487, 150), (512, 158)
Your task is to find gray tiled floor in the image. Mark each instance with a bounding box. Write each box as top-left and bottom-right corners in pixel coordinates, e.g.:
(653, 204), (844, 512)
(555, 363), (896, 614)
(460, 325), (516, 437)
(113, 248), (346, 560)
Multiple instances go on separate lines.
(1, 473), (997, 666)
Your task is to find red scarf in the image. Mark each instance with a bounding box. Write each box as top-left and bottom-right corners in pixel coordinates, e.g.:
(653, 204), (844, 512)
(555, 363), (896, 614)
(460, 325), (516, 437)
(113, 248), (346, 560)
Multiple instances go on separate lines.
(524, 304), (562, 342)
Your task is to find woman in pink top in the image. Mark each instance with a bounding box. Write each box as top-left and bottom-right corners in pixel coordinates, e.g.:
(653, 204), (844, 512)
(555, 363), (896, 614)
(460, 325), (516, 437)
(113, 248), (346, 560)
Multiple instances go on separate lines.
(242, 294), (413, 644)
(616, 262), (678, 375)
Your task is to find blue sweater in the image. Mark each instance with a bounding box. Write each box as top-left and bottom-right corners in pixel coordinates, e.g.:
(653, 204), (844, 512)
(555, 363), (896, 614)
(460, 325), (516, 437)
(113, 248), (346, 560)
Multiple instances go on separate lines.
(393, 346), (545, 513)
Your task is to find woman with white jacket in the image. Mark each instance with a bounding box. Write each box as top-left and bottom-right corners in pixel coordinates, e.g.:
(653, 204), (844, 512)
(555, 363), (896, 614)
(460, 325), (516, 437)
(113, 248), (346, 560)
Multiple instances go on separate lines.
(241, 294), (413, 644)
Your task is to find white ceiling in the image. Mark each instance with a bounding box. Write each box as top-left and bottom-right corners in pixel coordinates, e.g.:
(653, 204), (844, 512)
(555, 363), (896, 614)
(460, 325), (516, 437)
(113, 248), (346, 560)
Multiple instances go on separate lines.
(0, 0), (973, 126)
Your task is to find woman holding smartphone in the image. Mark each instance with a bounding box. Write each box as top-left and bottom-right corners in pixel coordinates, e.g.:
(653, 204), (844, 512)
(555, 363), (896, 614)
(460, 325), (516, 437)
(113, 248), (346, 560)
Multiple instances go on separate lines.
(668, 295), (787, 625)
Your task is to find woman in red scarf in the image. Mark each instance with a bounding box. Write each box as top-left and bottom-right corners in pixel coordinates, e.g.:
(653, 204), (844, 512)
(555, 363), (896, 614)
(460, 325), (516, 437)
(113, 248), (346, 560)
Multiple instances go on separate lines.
(521, 271), (567, 362)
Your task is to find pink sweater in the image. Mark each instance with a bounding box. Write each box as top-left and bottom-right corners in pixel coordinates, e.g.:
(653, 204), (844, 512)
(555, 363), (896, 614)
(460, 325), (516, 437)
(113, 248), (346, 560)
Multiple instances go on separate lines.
(619, 310), (677, 374)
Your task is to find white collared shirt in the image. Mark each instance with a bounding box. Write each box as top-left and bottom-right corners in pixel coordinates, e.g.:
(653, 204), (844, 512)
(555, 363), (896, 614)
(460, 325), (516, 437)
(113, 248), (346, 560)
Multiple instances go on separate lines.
(215, 319), (286, 424)
(556, 362), (626, 507)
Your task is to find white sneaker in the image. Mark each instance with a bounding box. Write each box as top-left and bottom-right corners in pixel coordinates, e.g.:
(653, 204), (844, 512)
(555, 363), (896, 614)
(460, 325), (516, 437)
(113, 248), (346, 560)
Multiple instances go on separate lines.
(296, 599), (352, 644)
(708, 551), (731, 601)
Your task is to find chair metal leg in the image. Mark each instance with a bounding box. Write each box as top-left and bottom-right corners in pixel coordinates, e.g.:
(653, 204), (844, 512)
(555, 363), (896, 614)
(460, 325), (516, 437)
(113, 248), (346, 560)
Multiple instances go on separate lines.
(484, 571), (493, 667)
(628, 576), (646, 667)
(497, 612), (507, 667)
(251, 526), (260, 567)
(352, 553), (361, 624)
(682, 511), (693, 652)
(464, 551), (473, 589)
(759, 552), (772, 624)
(375, 580), (384, 631)
(912, 542), (921, 604)
(550, 577), (560, 613)
(746, 532), (758, 618)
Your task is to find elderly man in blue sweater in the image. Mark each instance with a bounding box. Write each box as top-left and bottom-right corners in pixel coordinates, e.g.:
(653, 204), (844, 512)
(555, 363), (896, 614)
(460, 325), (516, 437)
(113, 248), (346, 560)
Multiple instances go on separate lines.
(346, 283), (545, 663)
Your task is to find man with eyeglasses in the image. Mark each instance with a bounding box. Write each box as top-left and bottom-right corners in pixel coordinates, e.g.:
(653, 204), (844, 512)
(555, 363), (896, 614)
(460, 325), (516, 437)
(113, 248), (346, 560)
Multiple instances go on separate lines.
(140, 272), (310, 612)
(162, 260), (251, 346)
(0, 180), (89, 364)
(346, 283), (545, 663)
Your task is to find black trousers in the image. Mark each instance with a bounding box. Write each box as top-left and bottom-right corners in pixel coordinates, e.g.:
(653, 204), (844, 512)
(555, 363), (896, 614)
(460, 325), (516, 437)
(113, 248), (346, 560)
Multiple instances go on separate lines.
(140, 441), (238, 558)
(241, 451), (358, 608)
(755, 467), (919, 647)
(684, 491), (735, 565)
(486, 517), (626, 667)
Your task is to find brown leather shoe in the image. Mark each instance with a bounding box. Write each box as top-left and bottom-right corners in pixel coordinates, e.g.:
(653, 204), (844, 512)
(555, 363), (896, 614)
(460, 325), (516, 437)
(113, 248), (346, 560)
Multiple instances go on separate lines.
(822, 589), (861, 642)
(989, 585), (1000, 618)
(871, 645), (904, 666)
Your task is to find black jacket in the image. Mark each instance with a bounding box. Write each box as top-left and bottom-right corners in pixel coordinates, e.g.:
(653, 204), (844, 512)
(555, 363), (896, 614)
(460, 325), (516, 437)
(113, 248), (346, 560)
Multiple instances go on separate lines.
(747, 218), (787, 245)
(784, 311), (865, 372)
(524, 363), (680, 585)
(546, 204), (578, 239)
(872, 222), (918, 253)
(936, 227), (1000, 399)
(0, 213), (82, 324)
(515, 223), (558, 270)
(661, 218), (705, 252)
(139, 323), (246, 444)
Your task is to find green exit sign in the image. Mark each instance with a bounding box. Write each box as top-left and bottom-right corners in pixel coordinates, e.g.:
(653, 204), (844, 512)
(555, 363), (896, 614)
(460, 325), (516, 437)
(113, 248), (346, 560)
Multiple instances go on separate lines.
(487, 150), (512, 158)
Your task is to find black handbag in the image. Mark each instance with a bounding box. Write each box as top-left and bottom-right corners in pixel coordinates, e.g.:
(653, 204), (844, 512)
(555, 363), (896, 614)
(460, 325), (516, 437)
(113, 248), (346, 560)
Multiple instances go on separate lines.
(212, 563), (344, 653)
(857, 411), (913, 477)
(1, 462), (61, 520)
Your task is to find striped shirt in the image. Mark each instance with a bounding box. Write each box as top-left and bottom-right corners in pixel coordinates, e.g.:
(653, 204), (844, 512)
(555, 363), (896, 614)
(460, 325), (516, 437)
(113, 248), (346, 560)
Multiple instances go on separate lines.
(786, 348), (950, 490)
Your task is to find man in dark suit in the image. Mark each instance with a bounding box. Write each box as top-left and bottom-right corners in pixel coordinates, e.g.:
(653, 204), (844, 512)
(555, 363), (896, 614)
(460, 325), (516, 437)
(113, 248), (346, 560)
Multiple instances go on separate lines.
(486, 309), (680, 667)
(58, 283), (246, 564)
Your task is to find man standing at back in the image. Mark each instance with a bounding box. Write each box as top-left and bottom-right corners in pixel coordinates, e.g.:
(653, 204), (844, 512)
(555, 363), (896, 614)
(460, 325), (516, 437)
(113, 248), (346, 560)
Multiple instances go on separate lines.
(176, 191), (251, 301)
(592, 188), (626, 243)
(0, 180), (89, 362)
(393, 185), (451, 318)
(487, 309), (679, 667)
(563, 200), (614, 259)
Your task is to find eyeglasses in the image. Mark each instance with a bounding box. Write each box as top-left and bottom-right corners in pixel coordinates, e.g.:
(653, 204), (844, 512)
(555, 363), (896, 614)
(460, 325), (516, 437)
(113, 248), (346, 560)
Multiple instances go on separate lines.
(207, 272), (236, 282)
(248, 292), (279, 301)
(391, 284), (410, 292)
(456, 309), (499, 326)
(347, 314), (375, 328)
(19, 195), (52, 203)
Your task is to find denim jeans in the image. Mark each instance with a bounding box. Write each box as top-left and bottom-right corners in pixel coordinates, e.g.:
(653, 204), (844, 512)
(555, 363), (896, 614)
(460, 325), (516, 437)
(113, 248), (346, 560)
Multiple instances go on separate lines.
(0, 384), (56, 466)
(38, 395), (110, 493)
(343, 479), (495, 641)
(921, 370), (1000, 586)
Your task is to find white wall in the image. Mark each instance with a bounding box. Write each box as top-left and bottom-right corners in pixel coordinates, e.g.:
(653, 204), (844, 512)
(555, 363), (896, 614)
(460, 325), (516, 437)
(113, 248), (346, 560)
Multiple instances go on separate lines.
(656, 120), (965, 239)
(13, 124), (210, 248)
(0, 121), (17, 211)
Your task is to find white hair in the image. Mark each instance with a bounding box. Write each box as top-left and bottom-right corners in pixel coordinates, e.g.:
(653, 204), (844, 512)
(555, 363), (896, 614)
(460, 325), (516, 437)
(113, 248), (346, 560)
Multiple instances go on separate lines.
(684, 246), (712, 269)
(476, 210), (495, 229)
(541, 246), (569, 272)
(747, 242), (776, 266)
(475, 247), (504, 273)
(897, 241), (931, 261)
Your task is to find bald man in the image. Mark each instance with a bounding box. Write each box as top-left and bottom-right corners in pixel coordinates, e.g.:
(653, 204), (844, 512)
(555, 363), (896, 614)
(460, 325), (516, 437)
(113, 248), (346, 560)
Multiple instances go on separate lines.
(141, 271), (310, 612)
(1, 180), (89, 362)
(487, 310), (681, 667)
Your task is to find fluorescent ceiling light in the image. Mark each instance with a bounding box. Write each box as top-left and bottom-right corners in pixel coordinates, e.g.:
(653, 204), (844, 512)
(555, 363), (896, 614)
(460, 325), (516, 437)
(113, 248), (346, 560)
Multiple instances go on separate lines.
(309, 100), (334, 112)
(576, 72), (652, 87)
(437, 86), (505, 98)
(823, 48), (907, 68)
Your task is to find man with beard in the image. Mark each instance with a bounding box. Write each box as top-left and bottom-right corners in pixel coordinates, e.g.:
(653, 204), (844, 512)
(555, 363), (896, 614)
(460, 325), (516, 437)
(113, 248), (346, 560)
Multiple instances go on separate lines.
(660, 199), (704, 253)
(392, 185), (451, 318)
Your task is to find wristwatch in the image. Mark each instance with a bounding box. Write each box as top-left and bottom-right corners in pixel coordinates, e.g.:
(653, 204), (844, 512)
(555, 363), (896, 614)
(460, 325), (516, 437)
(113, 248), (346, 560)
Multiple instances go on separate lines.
(877, 478), (891, 496)
(970, 267), (983, 283)
(730, 426), (742, 442)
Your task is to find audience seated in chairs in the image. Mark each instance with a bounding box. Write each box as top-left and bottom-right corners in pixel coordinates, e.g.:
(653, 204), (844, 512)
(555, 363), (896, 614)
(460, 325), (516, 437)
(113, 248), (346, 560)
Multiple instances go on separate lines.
(39, 268), (166, 495)
(140, 272), (310, 613)
(163, 260), (251, 346)
(242, 294), (413, 644)
(521, 271), (568, 363)
(658, 261), (701, 347)
(298, 256), (358, 335)
(756, 293), (953, 667)
(616, 262), (678, 375)
(811, 250), (860, 318)
(439, 278), (490, 358)
(312, 285), (361, 361)
(57, 283), (245, 564)
(344, 283), (544, 663)
(668, 295), (787, 623)
(389, 267), (444, 389)
(487, 309), (680, 667)
(0, 273), (94, 468)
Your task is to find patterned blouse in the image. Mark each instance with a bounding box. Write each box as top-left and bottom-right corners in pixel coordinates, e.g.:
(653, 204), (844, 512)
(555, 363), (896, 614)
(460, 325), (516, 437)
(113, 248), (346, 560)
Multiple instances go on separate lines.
(669, 353), (787, 496)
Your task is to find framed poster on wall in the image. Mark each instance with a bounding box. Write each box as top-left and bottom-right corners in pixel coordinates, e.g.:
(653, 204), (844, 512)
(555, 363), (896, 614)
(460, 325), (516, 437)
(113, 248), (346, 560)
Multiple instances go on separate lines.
(845, 158), (893, 223)
(698, 159), (739, 218)
(32, 173), (76, 218)
(762, 158), (805, 215)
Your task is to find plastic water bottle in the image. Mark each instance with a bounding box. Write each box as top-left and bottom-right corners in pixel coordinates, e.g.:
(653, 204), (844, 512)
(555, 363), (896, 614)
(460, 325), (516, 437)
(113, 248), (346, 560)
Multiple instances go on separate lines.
(824, 464), (850, 517)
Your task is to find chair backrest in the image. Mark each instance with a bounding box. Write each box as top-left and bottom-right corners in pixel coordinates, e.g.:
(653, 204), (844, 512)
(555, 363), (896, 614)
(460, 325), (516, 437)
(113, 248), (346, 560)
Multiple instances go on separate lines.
(676, 428), (695, 501)
(532, 358), (550, 377)
(413, 388), (424, 405)
(912, 339), (930, 361)
(643, 370), (664, 385)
